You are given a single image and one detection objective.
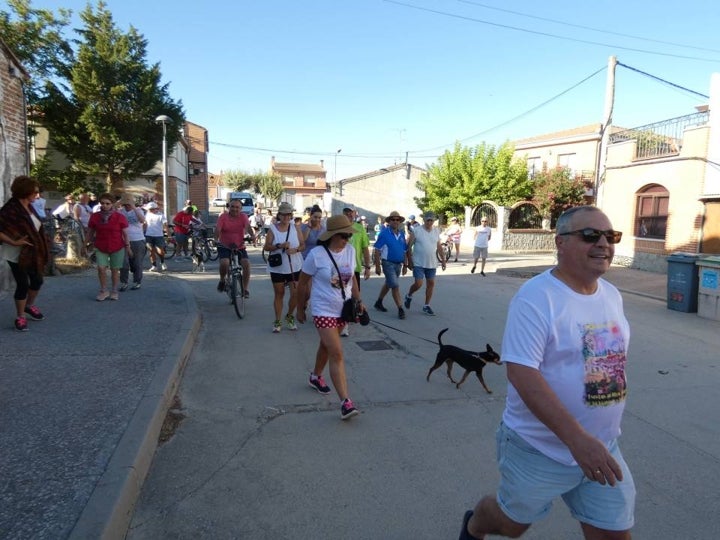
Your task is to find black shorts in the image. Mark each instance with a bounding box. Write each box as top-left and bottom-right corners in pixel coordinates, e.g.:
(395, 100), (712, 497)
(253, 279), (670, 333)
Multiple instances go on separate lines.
(270, 271), (301, 284)
(218, 246), (248, 260)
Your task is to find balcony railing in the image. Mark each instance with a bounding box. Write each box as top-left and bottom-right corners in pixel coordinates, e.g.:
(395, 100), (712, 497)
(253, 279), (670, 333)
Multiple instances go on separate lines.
(608, 111), (709, 160)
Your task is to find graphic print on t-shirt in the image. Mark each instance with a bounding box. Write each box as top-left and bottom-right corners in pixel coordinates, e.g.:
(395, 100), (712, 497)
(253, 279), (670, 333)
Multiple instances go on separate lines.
(581, 321), (628, 406)
(329, 265), (353, 291)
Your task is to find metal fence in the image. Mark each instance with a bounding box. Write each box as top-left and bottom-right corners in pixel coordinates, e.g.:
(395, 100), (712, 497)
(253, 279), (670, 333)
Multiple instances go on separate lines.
(608, 111), (709, 160)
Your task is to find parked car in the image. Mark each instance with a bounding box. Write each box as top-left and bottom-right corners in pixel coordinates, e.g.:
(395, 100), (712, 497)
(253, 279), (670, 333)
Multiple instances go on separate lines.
(212, 198), (226, 207)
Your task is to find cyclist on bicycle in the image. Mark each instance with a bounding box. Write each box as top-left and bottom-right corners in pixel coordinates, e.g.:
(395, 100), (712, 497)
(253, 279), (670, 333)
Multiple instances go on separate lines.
(216, 200), (254, 295)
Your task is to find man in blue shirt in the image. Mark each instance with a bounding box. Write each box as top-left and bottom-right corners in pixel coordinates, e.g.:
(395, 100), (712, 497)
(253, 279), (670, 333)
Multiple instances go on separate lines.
(372, 210), (410, 319)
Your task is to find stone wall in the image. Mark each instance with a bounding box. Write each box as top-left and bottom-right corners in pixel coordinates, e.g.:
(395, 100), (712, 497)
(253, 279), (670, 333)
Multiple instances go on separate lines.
(502, 230), (556, 251)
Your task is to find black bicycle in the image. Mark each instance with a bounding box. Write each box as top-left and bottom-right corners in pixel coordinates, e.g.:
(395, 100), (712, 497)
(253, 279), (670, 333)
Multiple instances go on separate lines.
(191, 227), (218, 262)
(218, 243), (246, 319)
(437, 233), (453, 263)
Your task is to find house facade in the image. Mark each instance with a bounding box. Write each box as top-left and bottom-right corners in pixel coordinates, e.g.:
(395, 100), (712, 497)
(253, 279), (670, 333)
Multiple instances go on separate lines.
(270, 156), (328, 212)
(600, 74), (720, 271)
(509, 74), (720, 272)
(513, 123), (603, 188)
(0, 38), (30, 295)
(185, 121), (209, 213)
(0, 38), (29, 201)
(331, 163), (425, 225)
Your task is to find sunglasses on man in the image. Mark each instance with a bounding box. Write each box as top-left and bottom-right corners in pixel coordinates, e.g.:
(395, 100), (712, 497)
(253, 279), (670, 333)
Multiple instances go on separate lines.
(559, 228), (622, 244)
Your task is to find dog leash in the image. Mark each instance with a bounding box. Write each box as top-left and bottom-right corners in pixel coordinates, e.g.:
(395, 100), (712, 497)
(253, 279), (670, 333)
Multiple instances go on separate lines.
(372, 319), (439, 345)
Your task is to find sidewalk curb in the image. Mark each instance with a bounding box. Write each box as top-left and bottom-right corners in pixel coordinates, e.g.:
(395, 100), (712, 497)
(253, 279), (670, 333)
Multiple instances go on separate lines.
(68, 278), (201, 540)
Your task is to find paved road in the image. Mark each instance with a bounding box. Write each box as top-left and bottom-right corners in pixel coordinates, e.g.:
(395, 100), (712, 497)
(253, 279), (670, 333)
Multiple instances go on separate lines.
(126, 252), (720, 539)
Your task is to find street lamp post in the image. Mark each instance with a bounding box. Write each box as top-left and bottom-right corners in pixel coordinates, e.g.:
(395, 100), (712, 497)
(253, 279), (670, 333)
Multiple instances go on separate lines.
(155, 115), (172, 220)
(334, 148), (342, 182)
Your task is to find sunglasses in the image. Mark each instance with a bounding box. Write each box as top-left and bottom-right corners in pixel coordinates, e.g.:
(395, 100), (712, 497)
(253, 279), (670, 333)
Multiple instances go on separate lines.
(559, 228), (622, 244)
(389, 218), (403, 222)
(337, 233), (353, 240)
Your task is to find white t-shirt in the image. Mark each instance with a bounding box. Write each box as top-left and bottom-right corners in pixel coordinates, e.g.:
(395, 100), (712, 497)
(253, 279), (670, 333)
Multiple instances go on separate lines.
(473, 225), (491, 248)
(410, 225), (439, 269)
(302, 245), (356, 318)
(120, 208), (145, 241)
(501, 270), (630, 466)
(144, 211), (166, 237)
(75, 203), (92, 227)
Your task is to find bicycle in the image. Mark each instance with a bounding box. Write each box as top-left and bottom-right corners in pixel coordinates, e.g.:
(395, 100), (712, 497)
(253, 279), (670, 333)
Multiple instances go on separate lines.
(218, 243), (246, 319)
(190, 227), (219, 262)
(437, 232), (453, 263)
(164, 224), (177, 259)
(52, 216), (88, 259)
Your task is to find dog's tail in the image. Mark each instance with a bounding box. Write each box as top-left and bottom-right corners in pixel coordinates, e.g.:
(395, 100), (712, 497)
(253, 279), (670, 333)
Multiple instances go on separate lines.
(437, 328), (449, 346)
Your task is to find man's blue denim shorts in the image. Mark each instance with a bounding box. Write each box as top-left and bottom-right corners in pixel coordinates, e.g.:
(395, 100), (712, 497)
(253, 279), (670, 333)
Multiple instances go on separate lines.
(380, 259), (402, 289)
(412, 265), (437, 281)
(495, 422), (635, 531)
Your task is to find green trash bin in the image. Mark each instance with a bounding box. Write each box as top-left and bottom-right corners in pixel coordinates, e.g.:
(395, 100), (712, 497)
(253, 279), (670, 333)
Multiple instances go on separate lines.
(666, 253), (699, 312)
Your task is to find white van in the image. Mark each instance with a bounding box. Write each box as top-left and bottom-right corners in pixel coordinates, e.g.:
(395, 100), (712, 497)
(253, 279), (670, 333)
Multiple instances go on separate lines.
(225, 192), (255, 216)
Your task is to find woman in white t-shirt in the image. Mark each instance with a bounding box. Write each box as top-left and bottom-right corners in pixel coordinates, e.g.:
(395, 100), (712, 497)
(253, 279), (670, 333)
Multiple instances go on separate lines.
(296, 215), (367, 421)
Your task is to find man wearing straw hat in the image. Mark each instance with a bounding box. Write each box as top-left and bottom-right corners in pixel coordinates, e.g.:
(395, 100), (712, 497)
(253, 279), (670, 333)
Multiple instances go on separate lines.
(372, 210), (410, 319)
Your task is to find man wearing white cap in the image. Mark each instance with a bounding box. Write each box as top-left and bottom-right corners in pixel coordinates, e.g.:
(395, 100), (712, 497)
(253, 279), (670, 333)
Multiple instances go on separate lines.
(144, 202), (168, 271)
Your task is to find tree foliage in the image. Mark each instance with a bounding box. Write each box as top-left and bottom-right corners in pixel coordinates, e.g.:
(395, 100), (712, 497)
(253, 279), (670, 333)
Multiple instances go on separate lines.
(532, 167), (588, 218)
(0, 0), (73, 105)
(36, 2), (184, 191)
(420, 141), (531, 216)
(257, 173), (284, 204)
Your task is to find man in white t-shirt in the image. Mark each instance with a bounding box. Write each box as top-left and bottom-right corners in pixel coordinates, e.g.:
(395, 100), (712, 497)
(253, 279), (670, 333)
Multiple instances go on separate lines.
(403, 212), (445, 316)
(470, 217), (491, 276)
(459, 206), (634, 540)
(143, 202), (168, 271)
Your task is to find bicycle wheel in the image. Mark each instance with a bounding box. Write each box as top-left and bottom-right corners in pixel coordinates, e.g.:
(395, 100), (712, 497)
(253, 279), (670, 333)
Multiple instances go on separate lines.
(206, 239), (219, 261)
(230, 271), (245, 319)
(165, 237), (176, 259)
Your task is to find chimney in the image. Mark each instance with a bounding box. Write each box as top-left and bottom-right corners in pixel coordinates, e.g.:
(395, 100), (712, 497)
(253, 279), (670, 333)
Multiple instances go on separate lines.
(320, 159), (324, 168)
(271, 156), (276, 168)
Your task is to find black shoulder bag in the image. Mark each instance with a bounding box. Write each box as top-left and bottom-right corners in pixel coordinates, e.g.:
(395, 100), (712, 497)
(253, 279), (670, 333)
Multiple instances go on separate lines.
(268, 227), (290, 267)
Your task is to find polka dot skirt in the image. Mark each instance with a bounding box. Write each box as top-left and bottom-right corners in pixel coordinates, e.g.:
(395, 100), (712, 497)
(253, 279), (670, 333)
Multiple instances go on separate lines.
(313, 316), (345, 329)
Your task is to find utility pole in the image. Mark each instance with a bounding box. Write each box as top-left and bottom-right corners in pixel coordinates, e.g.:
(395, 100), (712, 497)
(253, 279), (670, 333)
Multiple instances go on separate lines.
(595, 55), (617, 208)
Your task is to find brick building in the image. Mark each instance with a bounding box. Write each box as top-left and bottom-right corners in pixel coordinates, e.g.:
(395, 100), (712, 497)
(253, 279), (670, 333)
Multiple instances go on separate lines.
(0, 38), (30, 295)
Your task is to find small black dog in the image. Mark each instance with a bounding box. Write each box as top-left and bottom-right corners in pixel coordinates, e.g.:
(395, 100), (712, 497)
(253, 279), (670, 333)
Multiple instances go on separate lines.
(427, 328), (502, 393)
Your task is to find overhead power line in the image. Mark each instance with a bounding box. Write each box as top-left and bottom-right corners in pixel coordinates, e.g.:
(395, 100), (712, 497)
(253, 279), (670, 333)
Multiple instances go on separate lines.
(383, 0), (720, 63)
(617, 62), (709, 99)
(456, 0), (720, 54)
(210, 63), (708, 163)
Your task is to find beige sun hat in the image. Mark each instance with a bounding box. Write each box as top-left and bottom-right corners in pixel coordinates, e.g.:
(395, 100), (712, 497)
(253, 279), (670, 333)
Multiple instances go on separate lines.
(385, 210), (405, 223)
(318, 215), (356, 242)
(277, 202), (294, 214)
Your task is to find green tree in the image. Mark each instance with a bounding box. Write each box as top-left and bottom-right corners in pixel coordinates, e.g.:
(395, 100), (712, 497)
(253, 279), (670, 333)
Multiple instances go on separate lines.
(37, 1), (184, 191)
(420, 141), (531, 216)
(224, 170), (257, 192)
(532, 167), (588, 219)
(258, 173), (283, 205)
(0, 0), (73, 105)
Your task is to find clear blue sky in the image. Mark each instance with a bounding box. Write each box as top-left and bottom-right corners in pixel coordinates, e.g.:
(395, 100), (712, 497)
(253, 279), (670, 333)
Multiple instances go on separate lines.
(25, 0), (720, 179)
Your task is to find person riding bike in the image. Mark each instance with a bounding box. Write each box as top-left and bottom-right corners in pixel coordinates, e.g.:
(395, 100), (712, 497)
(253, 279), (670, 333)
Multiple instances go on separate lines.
(215, 200), (254, 295)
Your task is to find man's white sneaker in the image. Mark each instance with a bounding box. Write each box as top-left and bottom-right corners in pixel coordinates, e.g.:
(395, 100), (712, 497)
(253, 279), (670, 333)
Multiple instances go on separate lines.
(148, 265), (157, 272)
(340, 325), (350, 337)
(161, 263), (168, 271)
